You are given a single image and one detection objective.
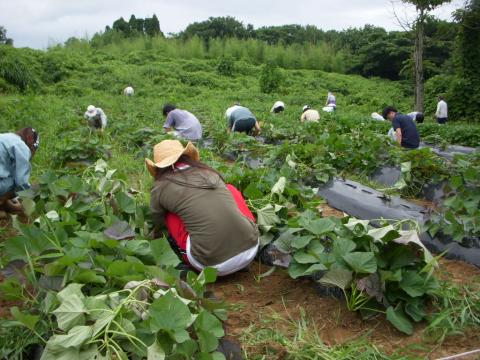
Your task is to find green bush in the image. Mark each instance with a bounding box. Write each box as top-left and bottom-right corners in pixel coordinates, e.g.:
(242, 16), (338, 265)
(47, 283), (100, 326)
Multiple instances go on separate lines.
(0, 51), (37, 91)
(216, 56), (235, 76)
(259, 61), (282, 93)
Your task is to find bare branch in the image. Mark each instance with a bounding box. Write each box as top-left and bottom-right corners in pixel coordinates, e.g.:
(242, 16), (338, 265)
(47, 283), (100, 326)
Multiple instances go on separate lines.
(390, 0), (415, 30)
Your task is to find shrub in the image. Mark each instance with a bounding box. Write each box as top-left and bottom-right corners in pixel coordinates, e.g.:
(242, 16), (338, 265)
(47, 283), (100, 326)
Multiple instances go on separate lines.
(0, 50), (37, 92)
(216, 56), (235, 76)
(259, 60), (282, 93)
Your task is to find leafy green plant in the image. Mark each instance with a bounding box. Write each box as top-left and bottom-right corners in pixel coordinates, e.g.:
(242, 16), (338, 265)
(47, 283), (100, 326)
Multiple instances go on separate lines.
(0, 161), (229, 359)
(259, 61), (282, 93)
(427, 153), (480, 242)
(216, 56), (235, 76)
(274, 214), (439, 334)
(54, 136), (112, 167)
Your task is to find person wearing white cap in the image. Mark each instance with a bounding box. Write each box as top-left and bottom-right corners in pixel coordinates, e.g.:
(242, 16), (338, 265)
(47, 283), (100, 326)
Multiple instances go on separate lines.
(123, 86), (134, 96)
(271, 101), (285, 114)
(84, 105), (107, 132)
(300, 105), (320, 122)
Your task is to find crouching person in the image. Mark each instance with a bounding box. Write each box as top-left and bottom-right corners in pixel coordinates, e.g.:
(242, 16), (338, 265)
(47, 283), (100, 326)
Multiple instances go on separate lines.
(0, 127), (39, 214)
(146, 140), (259, 276)
(84, 105), (107, 133)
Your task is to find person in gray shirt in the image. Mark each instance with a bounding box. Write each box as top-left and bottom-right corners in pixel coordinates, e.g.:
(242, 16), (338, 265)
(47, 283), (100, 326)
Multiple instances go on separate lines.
(225, 104), (261, 135)
(162, 104), (203, 141)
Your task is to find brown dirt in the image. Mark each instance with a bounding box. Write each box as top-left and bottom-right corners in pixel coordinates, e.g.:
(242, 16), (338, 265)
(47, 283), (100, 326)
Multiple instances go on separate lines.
(213, 260), (480, 359)
(317, 203), (345, 218)
(0, 218), (17, 241)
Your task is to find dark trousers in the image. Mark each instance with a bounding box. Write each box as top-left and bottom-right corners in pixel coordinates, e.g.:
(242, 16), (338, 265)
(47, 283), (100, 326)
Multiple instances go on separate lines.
(437, 117), (447, 124)
(232, 118), (256, 134)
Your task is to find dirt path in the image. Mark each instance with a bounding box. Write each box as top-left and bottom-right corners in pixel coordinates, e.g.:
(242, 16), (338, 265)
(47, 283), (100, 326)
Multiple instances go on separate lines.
(213, 259), (480, 359)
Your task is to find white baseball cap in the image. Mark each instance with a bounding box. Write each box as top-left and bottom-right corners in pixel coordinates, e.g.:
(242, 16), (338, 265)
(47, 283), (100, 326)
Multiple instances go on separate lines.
(86, 105), (97, 117)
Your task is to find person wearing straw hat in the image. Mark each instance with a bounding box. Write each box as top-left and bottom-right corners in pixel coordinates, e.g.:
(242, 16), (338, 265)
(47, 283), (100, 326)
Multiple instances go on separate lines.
(0, 127), (39, 216)
(146, 140), (259, 276)
(84, 105), (107, 132)
(300, 105), (320, 122)
(271, 101), (285, 114)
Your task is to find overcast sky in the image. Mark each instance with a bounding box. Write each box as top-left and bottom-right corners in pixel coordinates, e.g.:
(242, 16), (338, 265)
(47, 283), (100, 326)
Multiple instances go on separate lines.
(0, 0), (465, 49)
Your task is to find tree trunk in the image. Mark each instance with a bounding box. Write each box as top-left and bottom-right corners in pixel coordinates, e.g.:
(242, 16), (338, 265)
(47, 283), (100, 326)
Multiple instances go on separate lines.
(413, 8), (425, 112)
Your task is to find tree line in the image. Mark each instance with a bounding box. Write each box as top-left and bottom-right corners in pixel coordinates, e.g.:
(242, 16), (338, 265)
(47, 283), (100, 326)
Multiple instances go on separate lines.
(1, 1), (478, 119)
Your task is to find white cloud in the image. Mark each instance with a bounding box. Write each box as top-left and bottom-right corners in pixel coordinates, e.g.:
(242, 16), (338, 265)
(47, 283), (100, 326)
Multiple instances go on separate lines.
(0, 0), (464, 49)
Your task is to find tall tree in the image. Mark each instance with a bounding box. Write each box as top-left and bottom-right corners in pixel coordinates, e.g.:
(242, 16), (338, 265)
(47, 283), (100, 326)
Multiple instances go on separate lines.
(144, 14), (162, 37)
(0, 26), (13, 45)
(451, 0), (480, 119)
(400, 0), (451, 112)
(112, 17), (130, 36)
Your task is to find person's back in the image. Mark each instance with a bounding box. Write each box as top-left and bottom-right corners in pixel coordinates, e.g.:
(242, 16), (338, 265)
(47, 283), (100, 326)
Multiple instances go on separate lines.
(124, 87), (134, 96)
(392, 113), (420, 149)
(436, 98), (448, 124)
(326, 92), (336, 108)
(164, 109), (202, 141)
(271, 101), (285, 113)
(228, 106), (255, 125)
(226, 106), (259, 134)
(371, 112), (385, 121)
(84, 106), (107, 129)
(407, 112), (424, 123)
(301, 109), (320, 122)
(0, 133), (32, 193)
(151, 167), (258, 266)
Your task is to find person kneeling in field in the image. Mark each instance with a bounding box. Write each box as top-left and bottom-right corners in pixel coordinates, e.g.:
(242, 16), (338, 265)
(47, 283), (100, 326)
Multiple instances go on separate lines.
(324, 91), (337, 112)
(271, 101), (285, 114)
(0, 127), (39, 215)
(225, 103), (261, 135)
(123, 86), (134, 96)
(407, 111), (424, 123)
(146, 140), (259, 276)
(383, 106), (420, 149)
(301, 105), (320, 122)
(84, 105), (107, 132)
(162, 104), (203, 141)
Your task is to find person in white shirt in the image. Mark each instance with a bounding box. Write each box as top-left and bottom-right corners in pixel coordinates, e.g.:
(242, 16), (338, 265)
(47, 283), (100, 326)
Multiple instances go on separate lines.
(300, 105), (320, 122)
(271, 101), (285, 114)
(436, 96), (448, 124)
(371, 112), (385, 121)
(123, 86), (134, 96)
(407, 112), (424, 123)
(324, 91), (336, 112)
(84, 105), (107, 132)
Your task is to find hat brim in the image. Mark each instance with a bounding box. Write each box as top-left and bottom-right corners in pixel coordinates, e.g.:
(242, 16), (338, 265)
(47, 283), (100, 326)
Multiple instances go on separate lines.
(145, 141), (200, 176)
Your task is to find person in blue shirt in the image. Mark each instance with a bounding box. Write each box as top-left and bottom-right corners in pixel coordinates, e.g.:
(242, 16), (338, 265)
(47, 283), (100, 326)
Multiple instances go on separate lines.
(383, 107), (420, 149)
(0, 127), (39, 212)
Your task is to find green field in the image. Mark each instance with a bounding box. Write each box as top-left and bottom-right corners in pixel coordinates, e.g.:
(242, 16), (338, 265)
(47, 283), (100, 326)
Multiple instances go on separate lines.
(0, 41), (480, 359)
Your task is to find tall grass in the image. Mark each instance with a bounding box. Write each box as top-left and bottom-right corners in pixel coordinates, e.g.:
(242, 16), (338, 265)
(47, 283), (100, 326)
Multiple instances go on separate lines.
(81, 35), (348, 73)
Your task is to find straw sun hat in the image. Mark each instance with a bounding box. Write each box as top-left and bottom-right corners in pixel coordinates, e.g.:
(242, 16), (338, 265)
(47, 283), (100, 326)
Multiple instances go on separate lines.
(145, 140), (199, 176)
